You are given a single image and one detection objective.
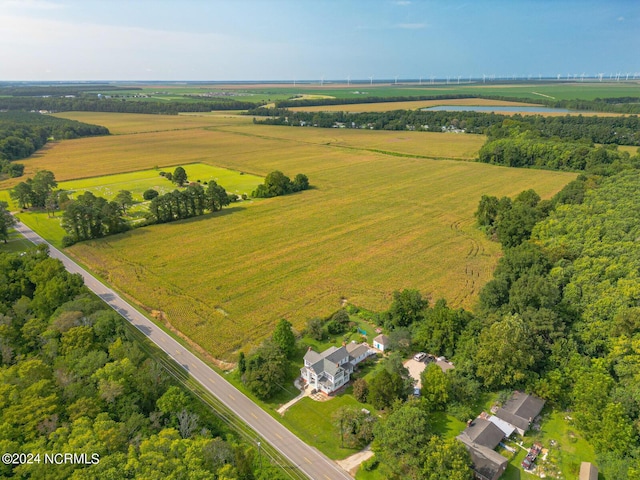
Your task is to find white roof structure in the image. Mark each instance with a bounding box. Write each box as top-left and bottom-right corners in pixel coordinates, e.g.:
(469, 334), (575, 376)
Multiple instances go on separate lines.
(488, 415), (516, 438)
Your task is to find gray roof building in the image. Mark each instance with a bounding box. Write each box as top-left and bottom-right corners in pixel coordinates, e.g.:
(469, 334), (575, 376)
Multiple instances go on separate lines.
(301, 343), (373, 394)
(457, 435), (508, 480)
(458, 418), (505, 449)
(495, 391), (545, 435)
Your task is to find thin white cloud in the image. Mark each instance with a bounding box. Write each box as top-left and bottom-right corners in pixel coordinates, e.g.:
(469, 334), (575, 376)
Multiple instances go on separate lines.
(394, 1), (411, 5)
(0, 0), (65, 9)
(0, 14), (296, 80)
(395, 23), (426, 29)
(618, 16), (625, 22)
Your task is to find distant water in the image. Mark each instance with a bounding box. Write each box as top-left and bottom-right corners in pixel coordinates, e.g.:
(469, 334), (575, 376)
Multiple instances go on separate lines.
(423, 105), (573, 113)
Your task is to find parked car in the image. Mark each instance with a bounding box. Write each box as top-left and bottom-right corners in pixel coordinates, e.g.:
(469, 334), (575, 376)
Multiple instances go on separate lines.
(414, 352), (427, 362)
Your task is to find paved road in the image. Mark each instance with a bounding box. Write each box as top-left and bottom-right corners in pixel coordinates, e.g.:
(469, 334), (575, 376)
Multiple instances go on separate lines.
(14, 221), (352, 480)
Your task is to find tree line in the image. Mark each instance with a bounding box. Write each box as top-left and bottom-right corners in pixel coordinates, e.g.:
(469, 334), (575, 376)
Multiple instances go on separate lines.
(148, 180), (232, 224)
(0, 84), (136, 96)
(250, 107), (640, 146)
(0, 96), (262, 115)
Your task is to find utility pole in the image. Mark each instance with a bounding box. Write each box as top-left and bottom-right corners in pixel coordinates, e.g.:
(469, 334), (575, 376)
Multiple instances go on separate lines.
(257, 440), (262, 474)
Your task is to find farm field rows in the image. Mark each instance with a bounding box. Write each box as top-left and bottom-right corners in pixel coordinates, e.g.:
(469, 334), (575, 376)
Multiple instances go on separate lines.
(213, 123), (487, 160)
(52, 111), (251, 135)
(8, 112), (577, 359)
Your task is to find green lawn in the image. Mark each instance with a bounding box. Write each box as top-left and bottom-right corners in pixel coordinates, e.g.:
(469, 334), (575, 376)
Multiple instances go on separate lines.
(281, 389), (377, 460)
(58, 163), (263, 202)
(17, 211), (67, 247)
(429, 411), (467, 440)
(0, 228), (35, 253)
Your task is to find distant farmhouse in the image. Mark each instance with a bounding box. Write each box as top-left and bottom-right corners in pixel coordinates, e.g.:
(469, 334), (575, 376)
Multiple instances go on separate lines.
(300, 343), (373, 394)
(458, 391), (545, 480)
(372, 333), (389, 352)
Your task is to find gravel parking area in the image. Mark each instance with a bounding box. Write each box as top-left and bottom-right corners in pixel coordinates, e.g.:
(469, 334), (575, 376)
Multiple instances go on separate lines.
(403, 359), (427, 388)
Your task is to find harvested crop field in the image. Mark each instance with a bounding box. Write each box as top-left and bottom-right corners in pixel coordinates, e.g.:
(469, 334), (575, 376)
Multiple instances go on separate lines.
(15, 113), (575, 359)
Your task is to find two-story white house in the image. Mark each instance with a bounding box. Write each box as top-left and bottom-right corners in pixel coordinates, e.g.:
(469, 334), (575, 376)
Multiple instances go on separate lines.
(300, 343), (372, 394)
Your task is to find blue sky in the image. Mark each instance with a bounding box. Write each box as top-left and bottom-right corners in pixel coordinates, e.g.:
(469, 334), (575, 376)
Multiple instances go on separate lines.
(0, 0), (638, 81)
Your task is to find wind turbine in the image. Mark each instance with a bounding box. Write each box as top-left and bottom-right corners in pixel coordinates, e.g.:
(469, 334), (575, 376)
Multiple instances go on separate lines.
(419, 76), (422, 85)
(347, 75), (350, 86)
(320, 76), (324, 86)
(369, 75), (373, 86)
(482, 74), (486, 84)
(598, 73), (604, 82)
(557, 73), (561, 80)
(394, 76), (398, 85)
(626, 72), (630, 81)
(457, 75), (461, 84)
(580, 72), (585, 82)
(430, 76), (435, 84)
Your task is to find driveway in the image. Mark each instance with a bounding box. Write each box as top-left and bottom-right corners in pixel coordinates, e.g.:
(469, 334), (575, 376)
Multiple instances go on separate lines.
(404, 359), (427, 388)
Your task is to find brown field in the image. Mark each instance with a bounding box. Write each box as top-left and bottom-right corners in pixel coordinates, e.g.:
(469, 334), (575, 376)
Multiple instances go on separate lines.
(618, 145), (640, 155)
(11, 113), (575, 359)
(53, 111), (251, 135)
(288, 98), (538, 113)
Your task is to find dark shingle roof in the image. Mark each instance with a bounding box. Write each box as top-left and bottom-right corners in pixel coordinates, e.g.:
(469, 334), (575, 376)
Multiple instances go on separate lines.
(457, 435), (508, 480)
(460, 418), (505, 449)
(495, 391), (545, 433)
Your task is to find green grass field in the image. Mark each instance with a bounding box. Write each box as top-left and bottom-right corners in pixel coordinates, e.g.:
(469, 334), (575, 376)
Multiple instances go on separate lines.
(3, 164), (263, 247)
(282, 390), (377, 460)
(7, 112), (576, 360)
(88, 80), (640, 105)
(58, 163), (263, 202)
(0, 228), (35, 253)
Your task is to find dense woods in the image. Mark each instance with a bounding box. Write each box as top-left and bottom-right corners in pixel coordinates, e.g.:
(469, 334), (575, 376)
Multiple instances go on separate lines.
(0, 247), (277, 479)
(478, 119), (640, 172)
(467, 172), (640, 477)
(0, 113), (109, 178)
